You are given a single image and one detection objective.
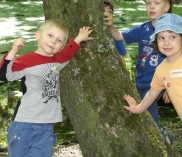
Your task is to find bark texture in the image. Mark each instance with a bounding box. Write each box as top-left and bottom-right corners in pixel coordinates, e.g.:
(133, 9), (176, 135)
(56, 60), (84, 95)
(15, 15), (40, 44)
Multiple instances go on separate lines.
(42, 0), (176, 156)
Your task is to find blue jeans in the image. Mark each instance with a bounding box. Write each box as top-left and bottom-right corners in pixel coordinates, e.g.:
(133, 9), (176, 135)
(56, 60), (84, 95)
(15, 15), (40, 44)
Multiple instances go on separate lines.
(7, 121), (57, 157)
(136, 86), (163, 128)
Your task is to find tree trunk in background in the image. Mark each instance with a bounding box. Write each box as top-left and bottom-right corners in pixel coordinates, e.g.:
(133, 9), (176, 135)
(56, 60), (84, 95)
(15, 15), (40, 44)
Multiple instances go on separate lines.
(42, 0), (176, 156)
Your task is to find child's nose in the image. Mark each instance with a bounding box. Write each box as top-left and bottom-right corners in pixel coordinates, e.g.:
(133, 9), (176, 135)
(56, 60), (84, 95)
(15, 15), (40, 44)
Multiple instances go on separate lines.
(150, 3), (154, 8)
(51, 38), (57, 43)
(164, 39), (170, 45)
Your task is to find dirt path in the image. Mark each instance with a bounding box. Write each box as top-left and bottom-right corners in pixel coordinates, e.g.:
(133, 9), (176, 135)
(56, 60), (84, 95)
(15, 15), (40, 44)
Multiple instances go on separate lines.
(0, 121), (182, 157)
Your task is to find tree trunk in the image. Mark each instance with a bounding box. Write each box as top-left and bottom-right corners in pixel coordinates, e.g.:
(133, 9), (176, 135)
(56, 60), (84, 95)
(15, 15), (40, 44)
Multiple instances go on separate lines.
(42, 0), (176, 156)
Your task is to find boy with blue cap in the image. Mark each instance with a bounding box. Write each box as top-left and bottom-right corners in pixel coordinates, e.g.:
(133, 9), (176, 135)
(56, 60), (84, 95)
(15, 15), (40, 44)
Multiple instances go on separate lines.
(104, 0), (127, 66)
(124, 13), (182, 145)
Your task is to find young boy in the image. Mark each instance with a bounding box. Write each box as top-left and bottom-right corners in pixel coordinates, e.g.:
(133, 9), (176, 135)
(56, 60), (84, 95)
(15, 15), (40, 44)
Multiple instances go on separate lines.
(104, 0), (171, 135)
(0, 20), (93, 157)
(124, 12), (182, 137)
(104, 0), (127, 66)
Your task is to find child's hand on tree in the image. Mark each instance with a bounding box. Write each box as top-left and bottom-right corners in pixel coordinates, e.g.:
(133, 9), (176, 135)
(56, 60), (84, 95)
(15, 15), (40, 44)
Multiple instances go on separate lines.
(74, 27), (94, 44)
(123, 95), (138, 114)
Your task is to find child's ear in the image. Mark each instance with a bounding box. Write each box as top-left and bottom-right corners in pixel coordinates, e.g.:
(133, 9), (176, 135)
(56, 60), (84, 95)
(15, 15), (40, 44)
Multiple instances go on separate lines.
(35, 31), (40, 40)
(165, 3), (170, 13)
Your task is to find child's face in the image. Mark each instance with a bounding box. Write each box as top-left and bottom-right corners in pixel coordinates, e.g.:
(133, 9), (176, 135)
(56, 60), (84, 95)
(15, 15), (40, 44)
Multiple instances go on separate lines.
(145, 0), (170, 22)
(157, 31), (182, 62)
(36, 25), (67, 57)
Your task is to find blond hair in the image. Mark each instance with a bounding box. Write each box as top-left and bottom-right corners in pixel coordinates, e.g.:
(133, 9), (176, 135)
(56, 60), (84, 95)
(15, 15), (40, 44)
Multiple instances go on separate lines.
(143, 0), (172, 13)
(39, 19), (69, 43)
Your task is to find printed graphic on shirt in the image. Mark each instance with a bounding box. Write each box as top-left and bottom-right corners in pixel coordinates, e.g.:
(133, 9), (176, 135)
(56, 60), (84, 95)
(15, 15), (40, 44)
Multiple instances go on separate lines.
(163, 76), (171, 88)
(42, 65), (59, 103)
(140, 41), (159, 67)
(149, 55), (159, 66)
(170, 69), (182, 78)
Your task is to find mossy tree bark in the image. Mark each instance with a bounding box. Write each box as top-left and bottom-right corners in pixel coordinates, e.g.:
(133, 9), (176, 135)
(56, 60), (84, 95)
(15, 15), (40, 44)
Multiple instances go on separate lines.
(42, 0), (176, 156)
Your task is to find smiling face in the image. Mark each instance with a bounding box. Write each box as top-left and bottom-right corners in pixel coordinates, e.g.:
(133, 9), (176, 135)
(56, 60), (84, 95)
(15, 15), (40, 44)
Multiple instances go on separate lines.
(157, 30), (182, 62)
(144, 0), (170, 24)
(35, 25), (67, 57)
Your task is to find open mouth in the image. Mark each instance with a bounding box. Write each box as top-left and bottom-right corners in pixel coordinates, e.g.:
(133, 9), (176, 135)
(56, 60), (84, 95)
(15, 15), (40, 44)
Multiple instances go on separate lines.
(150, 12), (155, 16)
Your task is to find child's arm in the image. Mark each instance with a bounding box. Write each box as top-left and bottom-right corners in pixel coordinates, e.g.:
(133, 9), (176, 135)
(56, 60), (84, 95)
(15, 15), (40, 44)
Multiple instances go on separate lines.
(103, 11), (124, 41)
(0, 38), (25, 81)
(55, 26), (93, 64)
(123, 88), (162, 114)
(114, 40), (126, 67)
(5, 38), (25, 60)
(74, 26), (93, 44)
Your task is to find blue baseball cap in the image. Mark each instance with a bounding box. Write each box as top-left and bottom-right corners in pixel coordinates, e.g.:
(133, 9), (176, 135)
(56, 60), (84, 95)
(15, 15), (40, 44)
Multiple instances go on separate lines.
(104, 0), (114, 11)
(150, 13), (182, 42)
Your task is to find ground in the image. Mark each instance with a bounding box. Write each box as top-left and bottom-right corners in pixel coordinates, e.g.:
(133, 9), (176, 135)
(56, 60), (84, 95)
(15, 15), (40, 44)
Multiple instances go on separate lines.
(53, 144), (82, 157)
(0, 121), (182, 157)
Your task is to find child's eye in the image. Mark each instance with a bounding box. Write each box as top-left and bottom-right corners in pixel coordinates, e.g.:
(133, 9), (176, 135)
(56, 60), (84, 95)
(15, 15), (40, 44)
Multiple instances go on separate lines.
(170, 36), (175, 39)
(57, 39), (62, 43)
(107, 11), (113, 14)
(158, 37), (164, 40)
(48, 34), (52, 37)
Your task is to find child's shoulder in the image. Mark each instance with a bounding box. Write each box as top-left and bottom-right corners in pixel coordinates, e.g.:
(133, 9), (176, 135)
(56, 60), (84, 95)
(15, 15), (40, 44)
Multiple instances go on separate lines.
(17, 52), (35, 59)
(138, 21), (152, 28)
(128, 21), (152, 31)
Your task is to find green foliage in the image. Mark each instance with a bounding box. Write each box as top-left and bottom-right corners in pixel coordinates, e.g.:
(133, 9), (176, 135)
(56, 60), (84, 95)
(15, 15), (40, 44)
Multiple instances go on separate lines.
(54, 103), (76, 144)
(0, 81), (21, 147)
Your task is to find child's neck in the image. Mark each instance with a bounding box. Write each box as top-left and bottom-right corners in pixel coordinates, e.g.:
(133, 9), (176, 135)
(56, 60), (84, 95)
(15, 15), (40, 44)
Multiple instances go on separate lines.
(167, 52), (182, 63)
(151, 20), (155, 26)
(34, 50), (53, 57)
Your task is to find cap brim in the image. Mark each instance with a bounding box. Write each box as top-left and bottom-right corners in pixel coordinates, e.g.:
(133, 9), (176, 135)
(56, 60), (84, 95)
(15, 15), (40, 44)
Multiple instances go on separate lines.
(150, 26), (182, 42)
